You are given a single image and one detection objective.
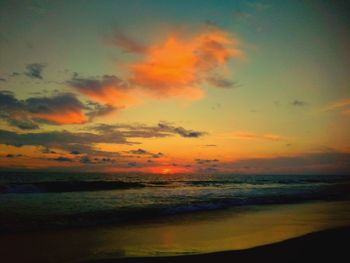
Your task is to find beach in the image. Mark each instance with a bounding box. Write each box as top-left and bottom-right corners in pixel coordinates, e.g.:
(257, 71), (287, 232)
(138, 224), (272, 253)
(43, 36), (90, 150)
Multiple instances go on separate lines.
(1, 200), (350, 263)
(85, 227), (350, 263)
(1, 1), (350, 262)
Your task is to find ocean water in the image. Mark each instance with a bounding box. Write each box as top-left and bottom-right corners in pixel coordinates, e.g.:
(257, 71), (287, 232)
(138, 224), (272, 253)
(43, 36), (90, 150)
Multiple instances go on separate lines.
(0, 172), (349, 233)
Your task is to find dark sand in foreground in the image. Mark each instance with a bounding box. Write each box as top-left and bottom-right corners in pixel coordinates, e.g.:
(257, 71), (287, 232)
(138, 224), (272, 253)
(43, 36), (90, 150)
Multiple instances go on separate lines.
(1, 201), (350, 262)
(85, 227), (350, 263)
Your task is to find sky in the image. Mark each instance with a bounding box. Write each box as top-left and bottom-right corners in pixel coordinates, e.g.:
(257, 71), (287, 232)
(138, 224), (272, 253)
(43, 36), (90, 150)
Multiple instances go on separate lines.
(0, 0), (349, 174)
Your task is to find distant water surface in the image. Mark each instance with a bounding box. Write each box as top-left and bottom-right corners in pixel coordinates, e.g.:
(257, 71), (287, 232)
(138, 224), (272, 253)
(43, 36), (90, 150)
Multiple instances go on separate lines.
(0, 172), (349, 232)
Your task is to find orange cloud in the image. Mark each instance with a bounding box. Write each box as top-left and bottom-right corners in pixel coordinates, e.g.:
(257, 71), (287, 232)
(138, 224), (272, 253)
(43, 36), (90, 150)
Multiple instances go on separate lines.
(325, 98), (350, 115)
(0, 91), (91, 128)
(127, 28), (242, 100)
(70, 29), (242, 108)
(228, 131), (283, 141)
(32, 110), (87, 125)
(68, 75), (139, 108)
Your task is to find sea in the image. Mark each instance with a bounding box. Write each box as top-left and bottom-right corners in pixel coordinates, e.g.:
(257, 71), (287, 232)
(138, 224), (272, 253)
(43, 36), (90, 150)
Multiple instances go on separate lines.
(0, 172), (349, 233)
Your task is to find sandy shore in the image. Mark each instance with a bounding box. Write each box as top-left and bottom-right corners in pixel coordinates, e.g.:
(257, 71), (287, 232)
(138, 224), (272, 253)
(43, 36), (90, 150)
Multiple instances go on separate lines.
(1, 201), (350, 262)
(83, 226), (350, 263)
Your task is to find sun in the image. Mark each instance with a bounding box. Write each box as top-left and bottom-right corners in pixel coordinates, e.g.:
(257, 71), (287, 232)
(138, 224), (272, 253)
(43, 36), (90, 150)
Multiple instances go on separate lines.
(161, 168), (172, 175)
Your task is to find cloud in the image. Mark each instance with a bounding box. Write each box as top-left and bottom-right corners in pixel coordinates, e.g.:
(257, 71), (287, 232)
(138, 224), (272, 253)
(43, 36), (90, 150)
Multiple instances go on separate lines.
(0, 128), (127, 160)
(108, 28), (147, 53)
(67, 75), (137, 108)
(0, 122), (205, 158)
(50, 156), (73, 162)
(206, 75), (237, 88)
(11, 72), (21, 77)
(80, 156), (93, 164)
(127, 28), (242, 100)
(127, 148), (164, 159)
(25, 63), (45, 79)
(152, 152), (164, 158)
(291, 100), (306, 106)
(42, 147), (56, 154)
(221, 151), (350, 174)
(6, 118), (39, 130)
(0, 128), (127, 148)
(0, 90), (38, 129)
(66, 28), (242, 115)
(92, 122), (207, 139)
(0, 90), (114, 129)
(25, 93), (88, 125)
(85, 102), (115, 120)
(158, 122), (207, 138)
(325, 98), (350, 115)
(129, 148), (148, 155)
(0, 77), (7, 82)
(127, 161), (138, 167)
(228, 131), (283, 141)
(6, 154), (22, 158)
(246, 2), (270, 12)
(195, 158), (219, 164)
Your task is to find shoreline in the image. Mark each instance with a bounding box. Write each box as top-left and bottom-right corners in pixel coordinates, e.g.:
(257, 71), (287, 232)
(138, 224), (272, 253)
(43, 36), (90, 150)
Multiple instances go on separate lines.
(1, 200), (350, 263)
(83, 226), (350, 263)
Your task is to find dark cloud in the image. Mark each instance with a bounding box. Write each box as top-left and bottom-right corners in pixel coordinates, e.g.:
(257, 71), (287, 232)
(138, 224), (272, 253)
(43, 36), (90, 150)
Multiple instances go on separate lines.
(195, 159), (219, 164)
(6, 154), (22, 158)
(0, 90), (110, 129)
(129, 148), (148, 155)
(92, 122), (207, 139)
(291, 100), (307, 106)
(108, 27), (147, 53)
(6, 118), (40, 130)
(211, 103), (221, 110)
(42, 147), (56, 154)
(0, 90), (39, 129)
(221, 151), (350, 174)
(51, 156), (73, 162)
(127, 162), (138, 167)
(86, 102), (115, 120)
(246, 2), (270, 11)
(0, 129), (128, 156)
(0, 77), (7, 82)
(0, 121), (206, 160)
(207, 75), (237, 88)
(152, 152), (164, 158)
(11, 72), (21, 77)
(25, 93), (85, 114)
(98, 157), (115, 163)
(158, 122), (207, 138)
(68, 75), (125, 92)
(127, 148), (164, 159)
(202, 166), (218, 173)
(80, 156), (93, 164)
(67, 75), (132, 108)
(25, 63), (46, 79)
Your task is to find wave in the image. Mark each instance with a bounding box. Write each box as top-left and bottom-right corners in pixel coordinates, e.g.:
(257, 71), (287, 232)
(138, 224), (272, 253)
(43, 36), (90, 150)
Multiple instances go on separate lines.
(0, 181), (145, 194)
(1, 187), (350, 235)
(0, 178), (347, 194)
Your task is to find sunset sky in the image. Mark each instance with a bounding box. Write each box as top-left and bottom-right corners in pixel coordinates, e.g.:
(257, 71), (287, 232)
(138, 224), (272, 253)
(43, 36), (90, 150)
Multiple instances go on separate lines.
(0, 0), (349, 174)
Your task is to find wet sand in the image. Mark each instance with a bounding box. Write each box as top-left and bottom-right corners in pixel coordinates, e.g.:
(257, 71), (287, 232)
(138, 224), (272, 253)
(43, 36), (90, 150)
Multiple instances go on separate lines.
(1, 200), (350, 263)
(85, 226), (350, 263)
